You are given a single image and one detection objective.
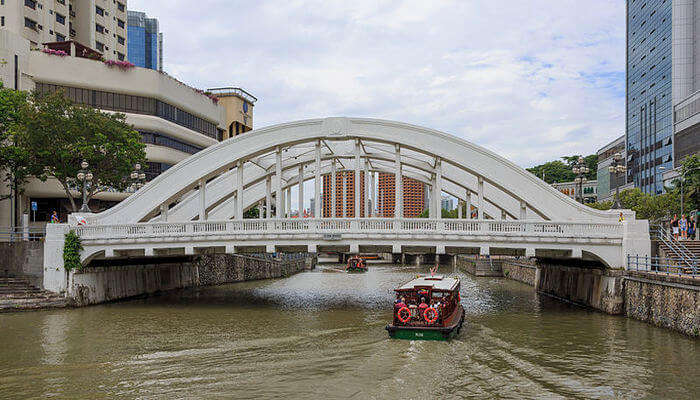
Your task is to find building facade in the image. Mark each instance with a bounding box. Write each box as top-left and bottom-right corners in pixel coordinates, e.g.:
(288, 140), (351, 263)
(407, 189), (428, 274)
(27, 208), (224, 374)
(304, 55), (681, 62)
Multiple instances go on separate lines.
(377, 173), (425, 218)
(552, 180), (598, 204)
(440, 196), (454, 211)
(321, 171), (367, 218)
(127, 10), (160, 70)
(207, 87), (256, 140)
(0, 29), (256, 228)
(0, 0), (128, 61)
(596, 135), (632, 202)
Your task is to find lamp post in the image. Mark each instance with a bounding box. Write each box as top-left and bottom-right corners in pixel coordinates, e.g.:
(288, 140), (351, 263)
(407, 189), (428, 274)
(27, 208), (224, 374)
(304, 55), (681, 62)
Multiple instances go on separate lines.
(130, 163), (146, 191)
(572, 157), (589, 204)
(77, 160), (93, 213)
(608, 152), (627, 209)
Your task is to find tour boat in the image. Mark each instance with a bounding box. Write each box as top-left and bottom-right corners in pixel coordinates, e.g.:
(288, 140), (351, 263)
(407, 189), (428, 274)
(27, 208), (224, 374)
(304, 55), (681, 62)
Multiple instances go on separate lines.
(346, 256), (368, 273)
(385, 275), (464, 341)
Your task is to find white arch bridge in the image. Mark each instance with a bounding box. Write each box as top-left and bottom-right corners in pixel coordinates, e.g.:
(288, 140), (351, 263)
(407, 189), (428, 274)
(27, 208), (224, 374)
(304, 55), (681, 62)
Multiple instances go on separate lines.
(44, 118), (650, 292)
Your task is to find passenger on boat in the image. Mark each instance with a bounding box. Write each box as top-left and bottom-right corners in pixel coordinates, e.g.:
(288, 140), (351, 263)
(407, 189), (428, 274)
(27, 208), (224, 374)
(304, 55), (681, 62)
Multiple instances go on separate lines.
(418, 297), (429, 313)
(395, 297), (407, 309)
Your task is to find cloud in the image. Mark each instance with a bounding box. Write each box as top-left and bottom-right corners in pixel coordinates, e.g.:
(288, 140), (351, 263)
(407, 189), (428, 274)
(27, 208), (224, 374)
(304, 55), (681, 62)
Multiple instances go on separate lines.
(129, 0), (625, 167)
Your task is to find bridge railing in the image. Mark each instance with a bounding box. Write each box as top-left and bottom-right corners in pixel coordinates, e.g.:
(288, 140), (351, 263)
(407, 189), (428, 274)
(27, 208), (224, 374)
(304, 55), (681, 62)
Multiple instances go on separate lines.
(73, 218), (624, 240)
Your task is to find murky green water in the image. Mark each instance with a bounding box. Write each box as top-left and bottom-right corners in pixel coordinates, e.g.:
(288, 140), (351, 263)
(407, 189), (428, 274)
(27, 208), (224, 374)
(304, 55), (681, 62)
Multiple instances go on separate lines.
(0, 263), (698, 399)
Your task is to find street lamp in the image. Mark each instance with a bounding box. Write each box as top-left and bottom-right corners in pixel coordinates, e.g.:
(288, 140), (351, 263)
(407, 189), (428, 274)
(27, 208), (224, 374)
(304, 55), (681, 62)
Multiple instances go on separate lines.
(77, 160), (93, 213)
(608, 152), (627, 209)
(130, 163), (146, 191)
(572, 157), (589, 204)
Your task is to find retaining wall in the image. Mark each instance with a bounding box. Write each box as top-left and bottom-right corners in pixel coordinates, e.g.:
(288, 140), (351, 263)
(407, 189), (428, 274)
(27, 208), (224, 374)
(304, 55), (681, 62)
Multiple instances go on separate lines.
(624, 271), (700, 337)
(501, 260), (537, 286)
(0, 242), (44, 288)
(456, 256), (503, 277)
(68, 254), (315, 306)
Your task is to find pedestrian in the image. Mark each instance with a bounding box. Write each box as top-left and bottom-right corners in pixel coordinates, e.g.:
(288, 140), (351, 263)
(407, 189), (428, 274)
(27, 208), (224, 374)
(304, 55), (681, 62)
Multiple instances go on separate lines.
(688, 218), (696, 240)
(671, 214), (679, 240)
(50, 210), (59, 224)
(618, 212), (624, 223)
(680, 214), (688, 240)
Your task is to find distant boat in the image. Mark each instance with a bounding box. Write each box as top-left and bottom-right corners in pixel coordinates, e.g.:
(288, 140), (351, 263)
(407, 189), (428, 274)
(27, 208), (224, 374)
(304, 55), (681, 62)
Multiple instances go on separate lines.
(385, 275), (464, 341)
(346, 255), (367, 273)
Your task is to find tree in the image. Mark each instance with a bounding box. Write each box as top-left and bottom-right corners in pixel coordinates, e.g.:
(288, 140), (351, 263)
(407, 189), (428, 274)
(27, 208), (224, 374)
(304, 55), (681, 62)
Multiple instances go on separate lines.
(22, 90), (146, 212)
(587, 188), (680, 222)
(527, 154), (598, 183)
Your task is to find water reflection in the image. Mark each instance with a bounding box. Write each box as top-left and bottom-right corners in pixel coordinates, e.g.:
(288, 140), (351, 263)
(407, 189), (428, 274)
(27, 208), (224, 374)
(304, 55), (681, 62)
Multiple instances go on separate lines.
(0, 263), (697, 399)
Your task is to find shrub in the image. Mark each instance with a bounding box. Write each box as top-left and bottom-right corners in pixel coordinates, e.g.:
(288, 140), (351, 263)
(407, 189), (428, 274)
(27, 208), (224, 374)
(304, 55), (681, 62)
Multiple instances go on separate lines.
(63, 230), (83, 272)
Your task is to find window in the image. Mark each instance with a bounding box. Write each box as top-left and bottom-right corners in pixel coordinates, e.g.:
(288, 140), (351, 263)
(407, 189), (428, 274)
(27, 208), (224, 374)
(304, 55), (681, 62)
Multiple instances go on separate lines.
(56, 33), (65, 42)
(117, 19), (124, 28)
(95, 5), (104, 16)
(24, 17), (37, 30)
(117, 35), (125, 45)
(24, 0), (36, 10)
(55, 13), (65, 25)
(96, 23), (104, 33)
(95, 41), (104, 52)
(117, 2), (125, 12)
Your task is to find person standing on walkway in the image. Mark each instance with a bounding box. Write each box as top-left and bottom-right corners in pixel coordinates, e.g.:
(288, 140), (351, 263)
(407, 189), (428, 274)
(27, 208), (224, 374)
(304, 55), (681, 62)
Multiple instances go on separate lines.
(671, 214), (679, 240)
(688, 217), (696, 241)
(680, 214), (688, 240)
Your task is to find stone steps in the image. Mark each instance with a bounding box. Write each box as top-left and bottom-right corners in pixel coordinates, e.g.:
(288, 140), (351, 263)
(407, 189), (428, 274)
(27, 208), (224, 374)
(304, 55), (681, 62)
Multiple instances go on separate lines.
(0, 275), (70, 312)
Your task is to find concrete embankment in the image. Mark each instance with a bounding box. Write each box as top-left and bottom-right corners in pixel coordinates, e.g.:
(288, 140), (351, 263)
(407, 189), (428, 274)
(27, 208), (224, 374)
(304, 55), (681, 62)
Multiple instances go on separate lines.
(460, 257), (699, 337)
(68, 253), (316, 306)
(455, 256), (503, 277)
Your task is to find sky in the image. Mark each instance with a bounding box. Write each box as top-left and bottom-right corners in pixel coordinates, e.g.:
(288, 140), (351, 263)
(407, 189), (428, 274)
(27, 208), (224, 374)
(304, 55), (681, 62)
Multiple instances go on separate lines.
(129, 0), (626, 169)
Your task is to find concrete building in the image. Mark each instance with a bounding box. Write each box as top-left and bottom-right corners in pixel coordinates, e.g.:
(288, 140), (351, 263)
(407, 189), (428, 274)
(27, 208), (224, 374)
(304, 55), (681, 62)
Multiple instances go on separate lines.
(441, 195), (454, 211)
(597, 135), (633, 202)
(0, 29), (255, 228)
(552, 180), (598, 204)
(626, 0), (700, 194)
(321, 171), (367, 218)
(0, 0), (127, 61)
(127, 10), (160, 70)
(377, 173), (425, 218)
(207, 87), (256, 140)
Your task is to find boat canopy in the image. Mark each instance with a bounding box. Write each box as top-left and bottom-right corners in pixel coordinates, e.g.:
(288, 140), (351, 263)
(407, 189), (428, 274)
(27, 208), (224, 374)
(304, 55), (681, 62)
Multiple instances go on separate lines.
(397, 275), (459, 292)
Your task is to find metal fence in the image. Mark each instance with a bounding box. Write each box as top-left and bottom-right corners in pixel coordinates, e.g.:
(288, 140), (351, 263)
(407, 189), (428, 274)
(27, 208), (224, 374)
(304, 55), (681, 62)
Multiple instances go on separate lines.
(0, 226), (46, 242)
(627, 254), (699, 277)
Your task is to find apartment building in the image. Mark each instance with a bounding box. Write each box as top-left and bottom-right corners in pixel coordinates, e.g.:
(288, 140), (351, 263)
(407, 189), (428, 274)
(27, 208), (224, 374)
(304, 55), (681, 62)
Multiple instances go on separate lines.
(321, 171), (367, 218)
(0, 29), (258, 227)
(377, 173), (425, 218)
(0, 0), (126, 60)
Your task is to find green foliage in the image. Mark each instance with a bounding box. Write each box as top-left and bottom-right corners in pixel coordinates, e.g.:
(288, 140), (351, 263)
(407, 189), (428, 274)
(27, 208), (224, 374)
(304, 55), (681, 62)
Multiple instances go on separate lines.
(587, 188), (680, 222)
(0, 84), (35, 202)
(668, 154), (700, 213)
(63, 230), (83, 272)
(527, 154), (598, 184)
(243, 206), (260, 219)
(22, 90), (146, 211)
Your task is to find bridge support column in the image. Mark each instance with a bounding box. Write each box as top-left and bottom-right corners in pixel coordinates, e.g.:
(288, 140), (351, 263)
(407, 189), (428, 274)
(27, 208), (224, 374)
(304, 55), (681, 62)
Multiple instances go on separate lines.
(266, 244), (275, 253)
(225, 245), (235, 254)
(436, 244), (445, 255)
(275, 146), (282, 218)
(525, 248), (535, 258)
(433, 158), (442, 219)
(266, 176), (272, 219)
(236, 160), (244, 219)
(308, 244), (317, 253)
(571, 248), (582, 259)
(350, 243), (359, 254)
(392, 244), (401, 254)
(520, 200), (527, 220)
(395, 144), (403, 218)
(364, 156), (370, 217)
(457, 200), (462, 219)
(198, 178), (206, 221)
(315, 140), (321, 218)
(286, 188), (291, 218)
(298, 164), (304, 217)
(144, 248), (154, 257)
(160, 203), (168, 222)
(371, 171), (376, 217)
(331, 159), (336, 217)
(466, 191), (471, 219)
(477, 177), (484, 219)
(355, 139), (361, 219)
(105, 248), (114, 258)
(479, 246), (489, 257)
(185, 247), (194, 255)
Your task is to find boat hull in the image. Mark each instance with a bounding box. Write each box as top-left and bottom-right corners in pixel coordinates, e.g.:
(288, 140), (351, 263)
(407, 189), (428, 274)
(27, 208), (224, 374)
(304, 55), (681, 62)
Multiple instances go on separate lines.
(386, 305), (464, 341)
(346, 267), (367, 273)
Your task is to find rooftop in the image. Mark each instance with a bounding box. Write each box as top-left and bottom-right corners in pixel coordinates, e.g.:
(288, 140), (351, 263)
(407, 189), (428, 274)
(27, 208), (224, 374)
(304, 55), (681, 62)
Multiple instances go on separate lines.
(397, 275), (459, 291)
(206, 87), (258, 104)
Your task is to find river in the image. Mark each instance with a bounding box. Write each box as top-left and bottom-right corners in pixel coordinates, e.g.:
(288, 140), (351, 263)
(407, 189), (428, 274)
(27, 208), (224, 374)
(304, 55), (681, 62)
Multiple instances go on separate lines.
(1, 263), (698, 399)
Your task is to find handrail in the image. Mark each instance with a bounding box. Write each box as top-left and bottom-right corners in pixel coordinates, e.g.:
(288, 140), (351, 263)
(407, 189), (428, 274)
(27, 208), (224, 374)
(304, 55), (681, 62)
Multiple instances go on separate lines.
(651, 225), (697, 269)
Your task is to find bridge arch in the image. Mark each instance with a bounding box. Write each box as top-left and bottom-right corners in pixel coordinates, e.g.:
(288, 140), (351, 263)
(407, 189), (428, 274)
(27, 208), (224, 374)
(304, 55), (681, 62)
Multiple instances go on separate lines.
(88, 117), (621, 225)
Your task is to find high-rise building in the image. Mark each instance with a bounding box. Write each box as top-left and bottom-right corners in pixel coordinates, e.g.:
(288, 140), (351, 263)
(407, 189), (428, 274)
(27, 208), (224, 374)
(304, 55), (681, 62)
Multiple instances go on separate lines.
(626, 0), (700, 195)
(441, 196), (454, 211)
(597, 135), (633, 202)
(0, 0), (128, 61)
(321, 171), (367, 218)
(377, 173), (425, 218)
(127, 10), (160, 70)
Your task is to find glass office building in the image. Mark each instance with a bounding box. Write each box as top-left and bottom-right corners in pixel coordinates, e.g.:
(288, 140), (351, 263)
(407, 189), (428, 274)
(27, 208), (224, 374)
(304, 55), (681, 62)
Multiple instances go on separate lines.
(127, 11), (162, 71)
(626, 0), (674, 194)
